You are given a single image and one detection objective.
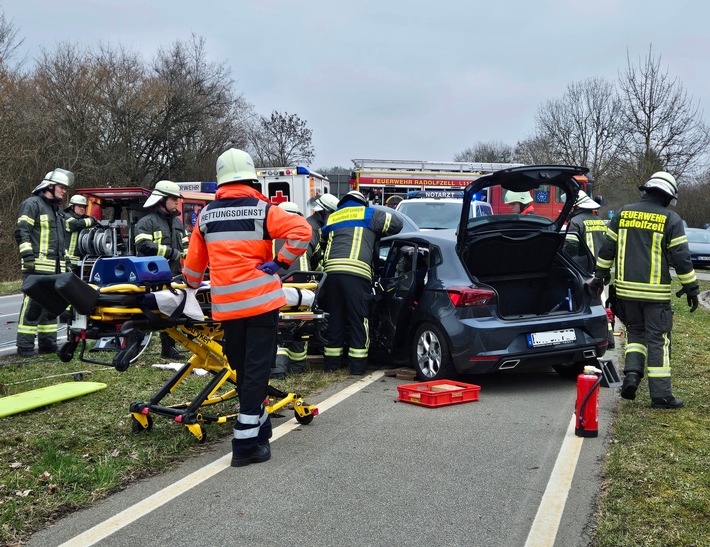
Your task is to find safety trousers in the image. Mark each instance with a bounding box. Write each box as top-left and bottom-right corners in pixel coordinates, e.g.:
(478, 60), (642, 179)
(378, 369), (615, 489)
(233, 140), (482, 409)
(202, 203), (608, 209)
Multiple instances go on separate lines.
(222, 310), (278, 455)
(272, 341), (308, 377)
(17, 273), (59, 353)
(321, 273), (372, 374)
(618, 299), (674, 399)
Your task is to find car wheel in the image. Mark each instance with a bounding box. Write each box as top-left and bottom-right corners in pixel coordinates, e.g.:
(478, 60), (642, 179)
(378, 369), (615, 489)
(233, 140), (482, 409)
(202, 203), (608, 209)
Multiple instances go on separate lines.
(412, 323), (452, 381)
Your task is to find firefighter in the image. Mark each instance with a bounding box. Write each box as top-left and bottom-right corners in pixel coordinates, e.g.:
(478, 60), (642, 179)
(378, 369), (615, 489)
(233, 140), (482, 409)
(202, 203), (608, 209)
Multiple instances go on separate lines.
(271, 201), (311, 379)
(567, 190), (616, 348)
(591, 172), (699, 409)
(320, 190), (403, 374)
(15, 168), (73, 357)
(504, 190), (536, 214)
(135, 180), (189, 361)
(182, 148), (311, 467)
(306, 193), (339, 270)
(64, 194), (100, 275)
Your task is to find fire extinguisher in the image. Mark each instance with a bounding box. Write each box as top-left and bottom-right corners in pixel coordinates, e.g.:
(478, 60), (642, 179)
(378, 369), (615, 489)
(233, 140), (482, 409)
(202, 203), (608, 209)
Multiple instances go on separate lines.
(575, 366), (603, 438)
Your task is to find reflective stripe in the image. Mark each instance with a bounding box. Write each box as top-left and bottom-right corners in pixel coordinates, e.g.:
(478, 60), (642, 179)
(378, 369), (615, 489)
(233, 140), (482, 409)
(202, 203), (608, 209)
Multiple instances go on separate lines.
(234, 428), (258, 439)
(19, 242), (33, 254)
(647, 367), (671, 378)
(286, 348), (307, 360)
(39, 215), (50, 257)
(625, 343), (647, 357)
(350, 227), (363, 260)
(211, 275), (274, 295)
(677, 271), (697, 284)
(348, 347), (368, 358)
(668, 234), (687, 248)
(17, 215), (35, 226)
(237, 413), (260, 425)
(37, 324), (58, 333)
(383, 212), (392, 233)
(212, 288), (285, 313)
(650, 232), (662, 285)
(135, 233), (152, 243)
(183, 265), (203, 278)
(205, 230), (265, 242)
(324, 347), (344, 357)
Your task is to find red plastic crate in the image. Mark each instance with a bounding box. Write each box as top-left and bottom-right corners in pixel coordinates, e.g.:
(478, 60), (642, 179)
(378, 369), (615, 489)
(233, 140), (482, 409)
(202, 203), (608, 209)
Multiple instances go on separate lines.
(397, 380), (481, 408)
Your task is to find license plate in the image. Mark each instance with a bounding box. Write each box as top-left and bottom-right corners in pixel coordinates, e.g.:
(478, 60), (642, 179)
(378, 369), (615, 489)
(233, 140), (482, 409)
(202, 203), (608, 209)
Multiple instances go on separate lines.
(527, 328), (576, 347)
(698, 256), (710, 261)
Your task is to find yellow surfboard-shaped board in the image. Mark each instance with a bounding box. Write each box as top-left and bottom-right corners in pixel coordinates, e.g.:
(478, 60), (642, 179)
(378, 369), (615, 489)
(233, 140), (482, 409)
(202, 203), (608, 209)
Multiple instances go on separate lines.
(0, 382), (107, 418)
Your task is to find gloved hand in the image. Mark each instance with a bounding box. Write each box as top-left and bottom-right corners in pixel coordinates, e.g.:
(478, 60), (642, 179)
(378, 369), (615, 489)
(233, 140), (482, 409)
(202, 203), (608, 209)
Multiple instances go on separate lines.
(91, 217), (101, 227)
(676, 286), (699, 312)
(257, 261), (281, 275)
(587, 276), (605, 296)
(23, 258), (35, 272)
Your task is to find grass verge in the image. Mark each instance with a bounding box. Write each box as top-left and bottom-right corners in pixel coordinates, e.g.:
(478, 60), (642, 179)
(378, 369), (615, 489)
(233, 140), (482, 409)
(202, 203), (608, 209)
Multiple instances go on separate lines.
(0, 281), (21, 297)
(0, 343), (350, 545)
(593, 279), (710, 546)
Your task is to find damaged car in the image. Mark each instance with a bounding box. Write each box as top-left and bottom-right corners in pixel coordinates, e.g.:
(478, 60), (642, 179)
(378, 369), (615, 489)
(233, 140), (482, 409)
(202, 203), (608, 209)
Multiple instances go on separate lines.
(370, 165), (609, 380)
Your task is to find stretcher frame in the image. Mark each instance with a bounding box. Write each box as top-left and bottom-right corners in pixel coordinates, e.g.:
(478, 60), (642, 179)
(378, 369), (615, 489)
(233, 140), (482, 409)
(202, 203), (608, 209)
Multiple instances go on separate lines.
(58, 273), (327, 442)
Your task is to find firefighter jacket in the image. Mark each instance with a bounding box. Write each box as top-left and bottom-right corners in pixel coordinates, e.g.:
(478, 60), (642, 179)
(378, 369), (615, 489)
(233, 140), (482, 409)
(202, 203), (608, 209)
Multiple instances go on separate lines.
(595, 193), (698, 301)
(182, 184), (312, 321)
(65, 210), (97, 266)
(321, 203), (404, 281)
(568, 210), (607, 257)
(15, 193), (68, 274)
(135, 208), (189, 275)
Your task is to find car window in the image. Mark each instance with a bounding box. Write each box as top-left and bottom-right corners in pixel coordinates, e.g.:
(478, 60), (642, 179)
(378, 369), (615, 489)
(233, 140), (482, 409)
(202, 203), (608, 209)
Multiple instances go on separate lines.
(687, 229), (710, 243)
(397, 201), (488, 230)
(562, 232), (594, 274)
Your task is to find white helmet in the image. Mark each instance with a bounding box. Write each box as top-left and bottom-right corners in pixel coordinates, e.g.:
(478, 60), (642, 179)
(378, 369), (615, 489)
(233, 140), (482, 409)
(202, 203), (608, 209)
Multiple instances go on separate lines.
(503, 190), (533, 205)
(69, 195), (88, 206)
(144, 180), (182, 208)
(278, 201), (303, 216)
(310, 193), (339, 213)
(216, 148), (258, 186)
(32, 168), (75, 194)
(338, 190), (368, 208)
(573, 190), (600, 210)
(640, 171), (678, 201)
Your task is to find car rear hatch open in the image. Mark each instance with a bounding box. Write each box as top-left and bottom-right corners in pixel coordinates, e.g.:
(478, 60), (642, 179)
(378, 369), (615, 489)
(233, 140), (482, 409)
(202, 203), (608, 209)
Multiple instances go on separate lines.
(456, 165), (590, 318)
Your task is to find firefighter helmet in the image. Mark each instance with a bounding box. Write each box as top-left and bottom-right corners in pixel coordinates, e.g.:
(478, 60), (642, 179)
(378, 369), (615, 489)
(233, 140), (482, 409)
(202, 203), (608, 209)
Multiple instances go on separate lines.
(503, 190), (533, 205)
(338, 190), (368, 208)
(32, 168), (75, 194)
(144, 180), (182, 208)
(573, 190), (600, 210)
(311, 193), (340, 213)
(69, 195), (88, 207)
(216, 148), (258, 186)
(278, 201), (303, 216)
(640, 171), (678, 200)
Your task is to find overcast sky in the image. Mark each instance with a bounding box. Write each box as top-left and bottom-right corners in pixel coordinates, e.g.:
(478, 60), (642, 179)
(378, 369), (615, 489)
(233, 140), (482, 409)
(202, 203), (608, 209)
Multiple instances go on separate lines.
(5, 0), (710, 170)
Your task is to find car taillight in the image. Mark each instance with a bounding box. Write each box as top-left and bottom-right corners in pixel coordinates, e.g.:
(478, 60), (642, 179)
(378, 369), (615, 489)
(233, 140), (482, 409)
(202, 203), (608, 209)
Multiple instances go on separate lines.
(446, 286), (495, 307)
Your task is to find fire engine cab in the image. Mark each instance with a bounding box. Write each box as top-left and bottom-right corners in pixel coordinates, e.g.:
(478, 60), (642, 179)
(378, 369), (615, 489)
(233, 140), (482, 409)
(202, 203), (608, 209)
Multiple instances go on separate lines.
(349, 159), (594, 219)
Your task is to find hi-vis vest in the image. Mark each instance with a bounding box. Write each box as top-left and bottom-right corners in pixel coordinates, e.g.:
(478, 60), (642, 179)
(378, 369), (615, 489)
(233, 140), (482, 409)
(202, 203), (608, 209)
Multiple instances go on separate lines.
(595, 196), (697, 301)
(321, 203), (403, 280)
(182, 184), (311, 321)
(15, 194), (67, 274)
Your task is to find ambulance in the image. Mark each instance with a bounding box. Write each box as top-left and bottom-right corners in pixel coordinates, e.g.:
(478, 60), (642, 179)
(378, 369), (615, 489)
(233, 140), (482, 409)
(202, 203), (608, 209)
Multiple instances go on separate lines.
(255, 165), (331, 215)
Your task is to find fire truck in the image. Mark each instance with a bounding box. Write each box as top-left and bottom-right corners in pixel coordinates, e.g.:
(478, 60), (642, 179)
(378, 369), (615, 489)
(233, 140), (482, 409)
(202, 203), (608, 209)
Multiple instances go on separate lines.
(348, 159), (594, 218)
(255, 165), (331, 214)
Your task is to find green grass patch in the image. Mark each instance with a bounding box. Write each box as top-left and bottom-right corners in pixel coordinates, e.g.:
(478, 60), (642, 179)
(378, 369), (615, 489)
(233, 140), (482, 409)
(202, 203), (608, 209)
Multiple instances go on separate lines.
(0, 280), (21, 297)
(593, 279), (710, 546)
(0, 342), (349, 544)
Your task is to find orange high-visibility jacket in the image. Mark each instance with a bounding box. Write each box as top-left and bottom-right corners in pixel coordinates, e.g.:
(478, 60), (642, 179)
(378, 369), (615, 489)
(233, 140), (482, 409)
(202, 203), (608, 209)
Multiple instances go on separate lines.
(182, 184), (311, 321)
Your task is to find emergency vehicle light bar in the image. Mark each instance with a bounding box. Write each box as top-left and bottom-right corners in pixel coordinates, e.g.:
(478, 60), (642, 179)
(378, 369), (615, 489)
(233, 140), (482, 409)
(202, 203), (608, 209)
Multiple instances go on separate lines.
(257, 166), (312, 177)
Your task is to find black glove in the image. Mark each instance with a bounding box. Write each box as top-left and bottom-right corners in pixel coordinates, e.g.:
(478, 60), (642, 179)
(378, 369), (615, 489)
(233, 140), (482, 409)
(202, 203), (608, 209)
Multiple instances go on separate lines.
(91, 217), (101, 227)
(587, 276), (604, 296)
(676, 286), (699, 313)
(23, 257), (35, 272)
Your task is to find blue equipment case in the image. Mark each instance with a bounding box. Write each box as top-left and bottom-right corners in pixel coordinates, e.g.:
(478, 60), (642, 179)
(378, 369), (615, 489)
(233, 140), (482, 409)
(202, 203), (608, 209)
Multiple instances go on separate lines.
(90, 256), (173, 286)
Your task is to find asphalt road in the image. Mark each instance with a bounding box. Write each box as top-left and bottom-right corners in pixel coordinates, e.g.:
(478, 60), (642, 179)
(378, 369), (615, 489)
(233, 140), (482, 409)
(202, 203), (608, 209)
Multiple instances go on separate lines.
(25, 355), (621, 547)
(0, 293), (67, 358)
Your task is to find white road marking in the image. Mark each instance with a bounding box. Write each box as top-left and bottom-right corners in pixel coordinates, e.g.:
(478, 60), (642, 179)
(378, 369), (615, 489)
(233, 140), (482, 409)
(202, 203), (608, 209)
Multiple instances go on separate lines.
(524, 414), (584, 547)
(58, 371), (385, 547)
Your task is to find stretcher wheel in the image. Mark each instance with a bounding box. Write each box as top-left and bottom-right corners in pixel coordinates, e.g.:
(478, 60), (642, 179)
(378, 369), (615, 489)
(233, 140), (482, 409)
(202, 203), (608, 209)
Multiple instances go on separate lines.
(294, 410), (314, 425)
(131, 414), (153, 433)
(58, 341), (77, 363)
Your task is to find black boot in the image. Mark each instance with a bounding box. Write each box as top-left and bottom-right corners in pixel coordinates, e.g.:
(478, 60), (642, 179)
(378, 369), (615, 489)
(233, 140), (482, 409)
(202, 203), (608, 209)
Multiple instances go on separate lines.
(651, 396), (684, 409)
(160, 334), (185, 361)
(620, 372), (640, 400)
(231, 442), (271, 467)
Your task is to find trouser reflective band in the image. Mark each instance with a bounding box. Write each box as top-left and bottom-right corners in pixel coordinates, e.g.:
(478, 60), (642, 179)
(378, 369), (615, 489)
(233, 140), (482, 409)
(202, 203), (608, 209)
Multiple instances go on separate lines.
(37, 324), (58, 334)
(348, 347), (368, 358)
(233, 407), (271, 453)
(324, 347), (344, 357)
(647, 366), (671, 378)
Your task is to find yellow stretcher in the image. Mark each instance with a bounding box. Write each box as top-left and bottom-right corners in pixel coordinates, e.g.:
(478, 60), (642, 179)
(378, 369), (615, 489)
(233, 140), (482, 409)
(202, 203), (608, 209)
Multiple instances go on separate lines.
(46, 271), (327, 442)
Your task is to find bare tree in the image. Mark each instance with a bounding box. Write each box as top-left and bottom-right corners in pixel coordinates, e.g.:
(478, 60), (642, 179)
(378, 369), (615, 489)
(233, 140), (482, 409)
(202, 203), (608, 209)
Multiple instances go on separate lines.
(618, 45), (710, 183)
(534, 76), (627, 194)
(454, 141), (515, 163)
(514, 134), (559, 165)
(0, 8), (24, 74)
(247, 111), (315, 167)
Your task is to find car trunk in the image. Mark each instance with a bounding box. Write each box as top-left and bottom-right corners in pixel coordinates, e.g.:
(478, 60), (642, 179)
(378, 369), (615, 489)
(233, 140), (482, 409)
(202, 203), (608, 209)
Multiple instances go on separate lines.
(460, 230), (584, 318)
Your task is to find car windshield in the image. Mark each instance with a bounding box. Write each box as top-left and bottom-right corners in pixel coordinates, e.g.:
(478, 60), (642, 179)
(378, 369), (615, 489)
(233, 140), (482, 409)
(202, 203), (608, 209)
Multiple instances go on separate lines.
(398, 201), (484, 230)
(687, 229), (710, 243)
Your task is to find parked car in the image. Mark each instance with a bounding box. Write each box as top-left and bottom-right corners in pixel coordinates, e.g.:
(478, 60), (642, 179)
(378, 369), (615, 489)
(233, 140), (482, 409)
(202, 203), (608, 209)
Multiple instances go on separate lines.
(370, 165), (609, 380)
(396, 194), (492, 230)
(686, 227), (710, 269)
